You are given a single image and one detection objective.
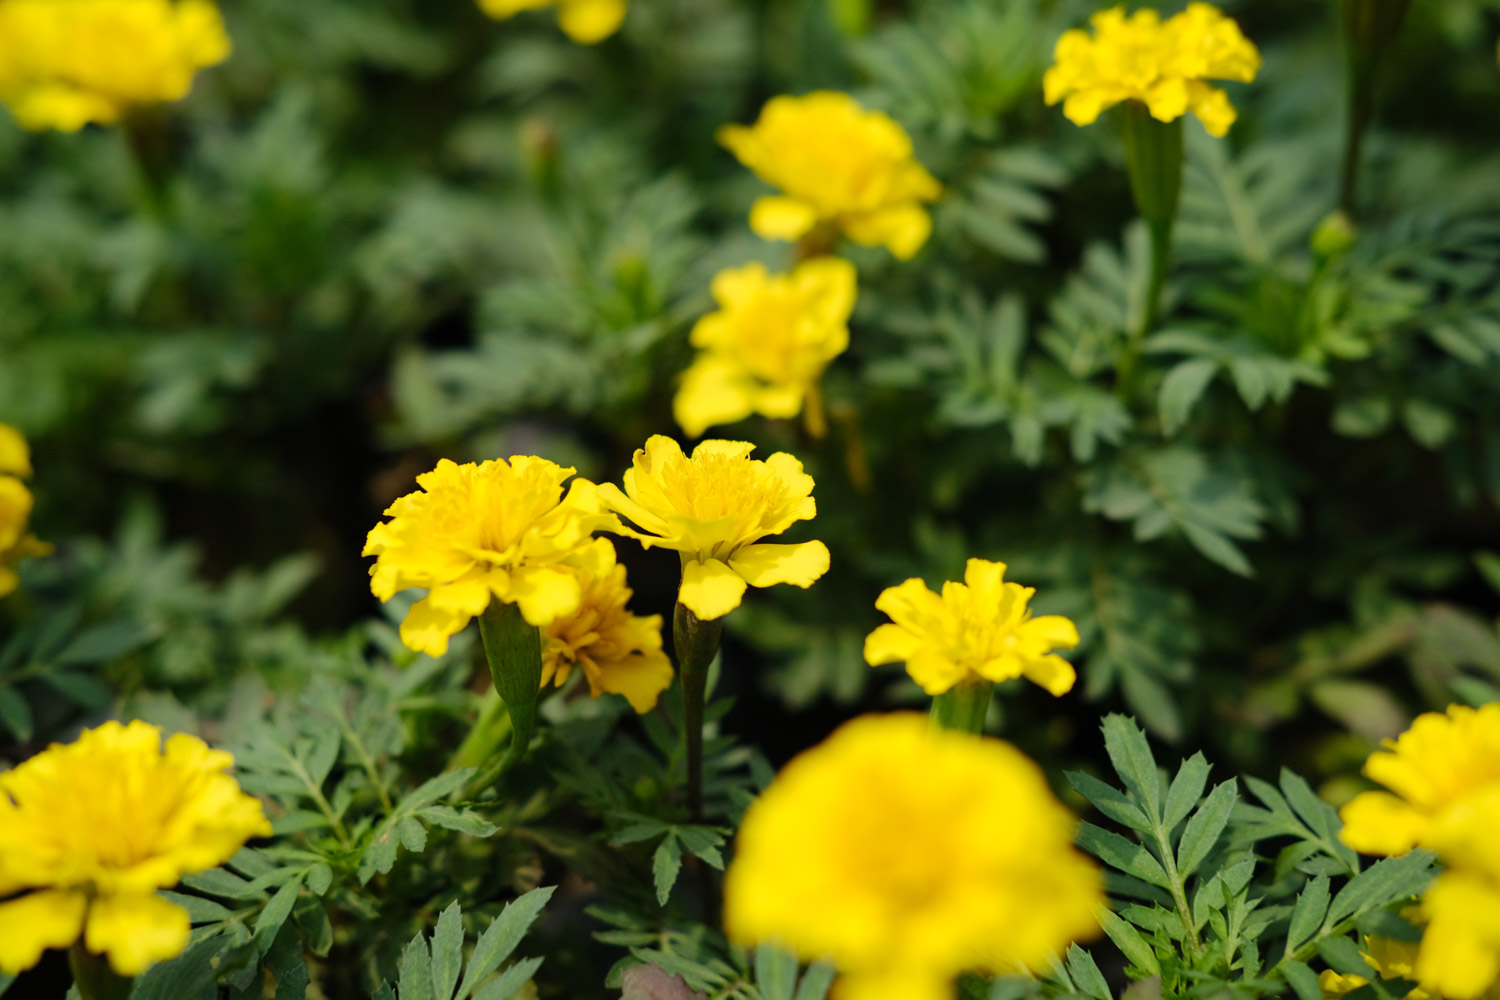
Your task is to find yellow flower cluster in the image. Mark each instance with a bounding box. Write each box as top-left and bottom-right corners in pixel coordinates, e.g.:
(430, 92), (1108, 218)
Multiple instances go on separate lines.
(363, 456), (620, 657)
(1043, 3), (1261, 138)
(0, 720), (269, 976)
(673, 258), (856, 439)
(0, 0), (230, 132)
(1340, 704), (1500, 999)
(724, 713), (1102, 1000)
(719, 91), (943, 260)
(1319, 934), (1429, 999)
(864, 558), (1080, 697)
(477, 0), (625, 44)
(597, 436), (830, 621)
(0, 424), (49, 597)
(540, 543), (673, 713)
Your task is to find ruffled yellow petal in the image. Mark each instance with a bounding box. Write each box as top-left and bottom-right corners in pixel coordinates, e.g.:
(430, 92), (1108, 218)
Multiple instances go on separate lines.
(863, 623), (924, 666)
(84, 893), (191, 977)
(556, 0), (625, 43)
(728, 541), (830, 589)
(679, 558), (748, 620)
(596, 651), (675, 713)
(509, 565), (585, 626)
(749, 196), (820, 242)
(842, 203), (932, 260)
(1339, 791), (1431, 856)
(399, 594), (472, 657)
(0, 890), (87, 975)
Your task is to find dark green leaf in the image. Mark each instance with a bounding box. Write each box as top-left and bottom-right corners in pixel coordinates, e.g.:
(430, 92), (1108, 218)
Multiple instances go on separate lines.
(1163, 754), (1211, 831)
(1284, 875), (1331, 958)
(430, 903), (464, 1000)
(653, 835), (683, 906)
(1100, 715), (1161, 823)
(755, 943), (799, 1000)
(1175, 780), (1238, 878)
(471, 957), (543, 1000)
(1064, 944), (1111, 1000)
(456, 886), (556, 1000)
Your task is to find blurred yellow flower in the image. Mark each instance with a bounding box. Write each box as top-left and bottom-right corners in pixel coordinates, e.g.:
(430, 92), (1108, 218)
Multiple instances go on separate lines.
(477, 0), (625, 44)
(724, 713), (1101, 1000)
(864, 558), (1080, 697)
(674, 258), (856, 439)
(1417, 859), (1500, 1000)
(363, 456), (621, 657)
(1043, 3), (1260, 138)
(597, 436), (829, 621)
(0, 0), (230, 132)
(0, 424), (49, 598)
(540, 542), (673, 713)
(1318, 935), (1429, 999)
(1339, 703), (1500, 857)
(0, 720), (269, 976)
(718, 92), (942, 260)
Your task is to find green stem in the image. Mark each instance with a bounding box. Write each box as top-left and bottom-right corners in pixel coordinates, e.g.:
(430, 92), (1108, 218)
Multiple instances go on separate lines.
(1119, 103), (1183, 346)
(1339, 0), (1412, 215)
(930, 678), (995, 734)
(672, 602), (723, 819)
(70, 945), (133, 1000)
(449, 688), (512, 772)
(474, 600), (544, 790)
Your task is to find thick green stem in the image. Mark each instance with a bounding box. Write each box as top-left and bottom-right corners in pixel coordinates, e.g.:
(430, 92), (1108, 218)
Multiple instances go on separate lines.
(1119, 104), (1182, 338)
(449, 687), (512, 773)
(930, 678), (995, 735)
(474, 601), (543, 789)
(70, 945), (133, 1000)
(1339, 0), (1411, 214)
(672, 602), (723, 818)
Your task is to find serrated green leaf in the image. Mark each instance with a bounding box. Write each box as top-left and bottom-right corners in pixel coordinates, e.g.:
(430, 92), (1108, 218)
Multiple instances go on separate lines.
(794, 961), (837, 1000)
(457, 886), (556, 1000)
(254, 876), (303, 954)
(1318, 935), (1374, 977)
(1175, 780), (1237, 878)
(179, 867), (265, 901)
(1285, 875), (1331, 958)
(755, 943), (799, 1000)
(472, 957), (544, 1000)
(1064, 943), (1111, 1000)
(1100, 715), (1161, 823)
(1282, 960), (1323, 1000)
(157, 890), (234, 925)
(1163, 754), (1211, 832)
(676, 826), (726, 869)
(1097, 906), (1160, 976)
(1159, 358), (1219, 436)
(399, 926), (435, 1000)
(417, 805), (499, 838)
(653, 835), (683, 906)
(0, 686), (33, 742)
(430, 902), (464, 1000)
(1066, 771), (1153, 833)
(1078, 822), (1172, 887)
(1326, 851), (1438, 928)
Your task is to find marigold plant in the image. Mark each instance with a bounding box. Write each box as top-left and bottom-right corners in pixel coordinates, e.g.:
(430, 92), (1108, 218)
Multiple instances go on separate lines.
(476, 0), (626, 44)
(363, 456), (620, 656)
(540, 542), (673, 713)
(0, 720), (269, 976)
(718, 91), (942, 260)
(864, 558), (1080, 697)
(597, 436), (828, 621)
(724, 713), (1102, 1000)
(674, 258), (856, 439)
(1043, 3), (1260, 137)
(0, 0), (230, 132)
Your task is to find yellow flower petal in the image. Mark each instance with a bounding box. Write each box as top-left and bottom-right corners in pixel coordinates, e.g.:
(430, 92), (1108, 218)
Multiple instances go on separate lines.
(596, 651), (675, 713)
(399, 594), (471, 657)
(749, 196), (820, 242)
(1418, 870), (1500, 1000)
(1020, 654), (1077, 696)
(842, 203), (932, 260)
(728, 541), (830, 589)
(674, 355), (757, 438)
(84, 893), (191, 977)
(556, 0), (625, 43)
(1339, 790), (1430, 856)
(509, 566), (585, 626)
(679, 558), (748, 620)
(0, 890), (87, 975)
(863, 624), (923, 666)
(0, 424), (31, 478)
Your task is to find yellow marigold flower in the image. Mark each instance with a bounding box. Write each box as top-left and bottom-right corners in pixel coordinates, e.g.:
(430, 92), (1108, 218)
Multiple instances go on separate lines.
(1042, 3), (1260, 138)
(1417, 863), (1500, 1000)
(0, 0), (230, 132)
(1339, 703), (1500, 858)
(540, 543), (673, 713)
(0, 424), (31, 478)
(597, 436), (829, 621)
(724, 713), (1102, 1000)
(363, 456), (621, 657)
(0, 720), (269, 976)
(674, 258), (856, 439)
(1318, 935), (1429, 999)
(476, 0), (625, 44)
(864, 558), (1080, 697)
(718, 92), (943, 260)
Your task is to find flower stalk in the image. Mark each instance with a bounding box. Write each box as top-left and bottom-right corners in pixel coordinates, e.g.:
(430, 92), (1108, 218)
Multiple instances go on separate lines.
(1120, 103), (1183, 344)
(672, 602), (723, 818)
(929, 678), (995, 735)
(475, 600), (544, 784)
(1339, 0), (1412, 213)
(69, 946), (133, 1000)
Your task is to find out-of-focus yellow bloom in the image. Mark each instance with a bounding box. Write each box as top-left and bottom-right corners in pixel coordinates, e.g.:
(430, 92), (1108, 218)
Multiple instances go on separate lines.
(1043, 3), (1260, 138)
(0, 423), (49, 598)
(540, 543), (673, 713)
(0, 0), (230, 132)
(1417, 861), (1500, 1000)
(0, 720), (269, 976)
(363, 456), (621, 657)
(597, 436), (829, 621)
(476, 0), (625, 44)
(674, 258), (856, 439)
(1339, 704), (1500, 857)
(1318, 935), (1429, 999)
(724, 713), (1101, 1000)
(864, 558), (1080, 697)
(718, 92), (942, 260)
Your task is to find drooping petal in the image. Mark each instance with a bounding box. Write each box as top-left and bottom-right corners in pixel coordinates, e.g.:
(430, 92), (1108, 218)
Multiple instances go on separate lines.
(1338, 791), (1430, 856)
(862, 623), (924, 666)
(84, 893), (191, 977)
(748, 196), (820, 242)
(729, 541), (830, 589)
(0, 890), (87, 975)
(1022, 615), (1081, 649)
(399, 595), (472, 657)
(596, 650), (675, 713)
(509, 566), (585, 626)
(841, 203), (932, 260)
(679, 558), (748, 620)
(1020, 654), (1077, 696)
